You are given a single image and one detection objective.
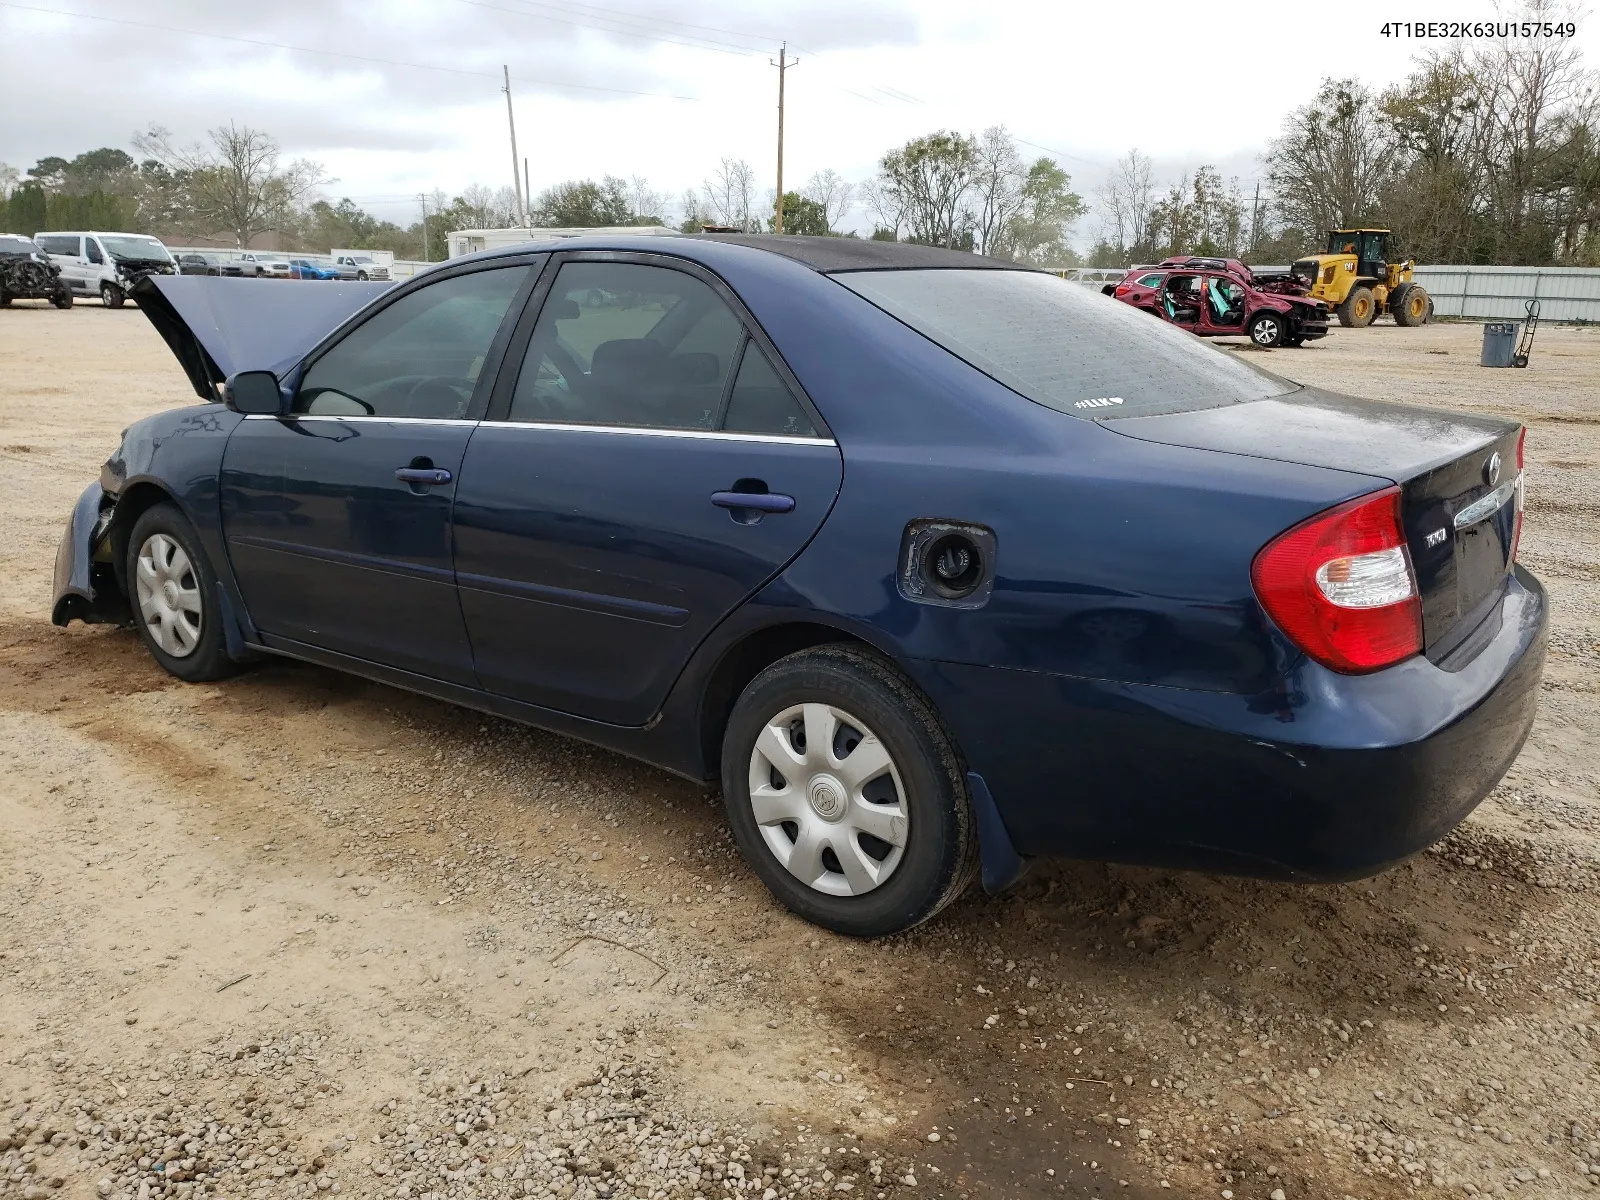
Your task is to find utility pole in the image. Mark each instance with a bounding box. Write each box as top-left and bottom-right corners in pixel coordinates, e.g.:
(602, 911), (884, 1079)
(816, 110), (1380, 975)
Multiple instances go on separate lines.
(502, 65), (526, 227)
(1249, 181), (1261, 254)
(770, 42), (798, 234)
(418, 193), (429, 262)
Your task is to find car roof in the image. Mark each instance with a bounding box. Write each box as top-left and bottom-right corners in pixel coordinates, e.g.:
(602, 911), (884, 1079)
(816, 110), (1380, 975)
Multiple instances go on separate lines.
(460, 231), (1029, 276)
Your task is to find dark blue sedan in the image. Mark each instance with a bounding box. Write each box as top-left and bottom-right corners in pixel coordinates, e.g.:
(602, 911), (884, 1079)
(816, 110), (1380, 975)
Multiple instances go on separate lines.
(51, 235), (1546, 936)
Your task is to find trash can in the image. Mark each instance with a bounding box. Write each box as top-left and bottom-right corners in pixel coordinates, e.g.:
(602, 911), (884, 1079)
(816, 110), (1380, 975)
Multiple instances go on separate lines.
(1481, 322), (1518, 367)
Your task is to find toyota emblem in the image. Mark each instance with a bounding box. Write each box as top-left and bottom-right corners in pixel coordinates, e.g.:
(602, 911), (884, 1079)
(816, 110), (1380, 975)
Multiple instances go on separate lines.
(1484, 451), (1501, 486)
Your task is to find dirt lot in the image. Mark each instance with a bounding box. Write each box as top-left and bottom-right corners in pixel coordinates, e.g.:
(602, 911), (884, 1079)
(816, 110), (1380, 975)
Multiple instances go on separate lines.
(1, 300), (1597, 1200)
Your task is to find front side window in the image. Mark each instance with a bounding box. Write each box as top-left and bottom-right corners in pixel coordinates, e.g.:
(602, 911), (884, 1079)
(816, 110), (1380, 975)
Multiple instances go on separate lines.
(85, 239), (104, 264)
(296, 265), (529, 419)
(834, 268), (1295, 419)
(509, 261), (745, 430)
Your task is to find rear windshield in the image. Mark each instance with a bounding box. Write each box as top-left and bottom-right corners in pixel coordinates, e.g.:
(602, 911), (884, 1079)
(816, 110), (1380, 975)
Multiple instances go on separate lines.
(833, 268), (1296, 418)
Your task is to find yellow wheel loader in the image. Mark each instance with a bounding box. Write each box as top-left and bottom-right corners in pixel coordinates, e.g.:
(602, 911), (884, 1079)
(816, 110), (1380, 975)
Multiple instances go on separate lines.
(1287, 229), (1431, 328)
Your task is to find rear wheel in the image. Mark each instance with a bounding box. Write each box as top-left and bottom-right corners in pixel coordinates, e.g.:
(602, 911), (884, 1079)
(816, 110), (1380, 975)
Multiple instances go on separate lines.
(1336, 285), (1375, 327)
(126, 503), (236, 682)
(1248, 311), (1286, 347)
(720, 645), (977, 937)
(1392, 283), (1431, 326)
(100, 282), (125, 309)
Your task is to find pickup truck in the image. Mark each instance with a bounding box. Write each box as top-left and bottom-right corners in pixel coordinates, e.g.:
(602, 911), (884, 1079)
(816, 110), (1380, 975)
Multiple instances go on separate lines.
(226, 252), (291, 279)
(332, 254), (389, 281)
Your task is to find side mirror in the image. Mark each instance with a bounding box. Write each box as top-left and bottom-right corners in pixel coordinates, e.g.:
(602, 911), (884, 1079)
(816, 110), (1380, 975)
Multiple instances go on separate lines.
(226, 370), (285, 415)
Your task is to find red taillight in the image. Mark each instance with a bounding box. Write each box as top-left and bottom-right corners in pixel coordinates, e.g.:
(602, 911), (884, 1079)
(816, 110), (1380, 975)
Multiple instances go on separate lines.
(1251, 487), (1422, 674)
(1114, 285), (1130, 296)
(1512, 426), (1526, 563)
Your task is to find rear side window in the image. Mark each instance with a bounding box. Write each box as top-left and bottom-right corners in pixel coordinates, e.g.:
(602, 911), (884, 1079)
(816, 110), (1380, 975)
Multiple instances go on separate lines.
(297, 265), (530, 419)
(835, 268), (1295, 418)
(37, 235), (78, 256)
(1135, 273), (1164, 287)
(723, 342), (816, 437)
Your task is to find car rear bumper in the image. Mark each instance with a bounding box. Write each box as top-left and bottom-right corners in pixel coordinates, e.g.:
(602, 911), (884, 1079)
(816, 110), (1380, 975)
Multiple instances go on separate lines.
(908, 566), (1547, 881)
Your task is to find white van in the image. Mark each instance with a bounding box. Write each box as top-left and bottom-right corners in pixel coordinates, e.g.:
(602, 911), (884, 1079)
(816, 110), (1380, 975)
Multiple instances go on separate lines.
(34, 231), (177, 307)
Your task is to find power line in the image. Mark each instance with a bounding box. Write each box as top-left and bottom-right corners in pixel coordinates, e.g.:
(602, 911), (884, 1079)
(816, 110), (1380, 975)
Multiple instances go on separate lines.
(0, 1), (701, 100)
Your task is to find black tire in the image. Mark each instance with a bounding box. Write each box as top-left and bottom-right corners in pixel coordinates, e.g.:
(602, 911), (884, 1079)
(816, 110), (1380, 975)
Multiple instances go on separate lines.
(1247, 311), (1286, 347)
(1392, 283), (1430, 327)
(52, 289), (72, 309)
(125, 503), (237, 682)
(720, 645), (978, 937)
(1285, 334), (1306, 347)
(1336, 285), (1375, 327)
(356, 271), (369, 281)
(0, 292), (10, 307)
(100, 282), (125, 309)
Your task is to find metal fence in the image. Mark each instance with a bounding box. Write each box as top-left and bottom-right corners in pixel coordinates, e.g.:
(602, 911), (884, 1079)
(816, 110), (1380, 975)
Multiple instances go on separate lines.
(1409, 265), (1600, 321)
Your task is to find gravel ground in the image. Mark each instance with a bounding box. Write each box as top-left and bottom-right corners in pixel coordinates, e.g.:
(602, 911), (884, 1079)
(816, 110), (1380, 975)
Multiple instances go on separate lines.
(0, 301), (1596, 1200)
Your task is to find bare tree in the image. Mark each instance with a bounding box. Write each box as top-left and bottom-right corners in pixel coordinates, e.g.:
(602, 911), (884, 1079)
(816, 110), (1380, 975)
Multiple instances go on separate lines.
(969, 126), (1026, 257)
(702, 158), (757, 231)
(1266, 79), (1394, 239)
(133, 123), (327, 247)
(627, 175), (667, 224)
(1095, 149), (1156, 257)
(860, 176), (905, 238)
(679, 188), (705, 232)
(0, 162), (20, 200)
(802, 169), (855, 233)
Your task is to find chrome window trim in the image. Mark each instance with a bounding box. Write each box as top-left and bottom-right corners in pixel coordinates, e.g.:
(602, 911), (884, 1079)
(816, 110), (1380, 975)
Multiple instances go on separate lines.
(242, 414), (480, 426)
(482, 420), (835, 447)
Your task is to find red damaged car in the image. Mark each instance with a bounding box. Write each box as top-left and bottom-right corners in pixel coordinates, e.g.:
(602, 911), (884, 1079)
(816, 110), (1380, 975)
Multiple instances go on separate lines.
(1110, 257), (1331, 348)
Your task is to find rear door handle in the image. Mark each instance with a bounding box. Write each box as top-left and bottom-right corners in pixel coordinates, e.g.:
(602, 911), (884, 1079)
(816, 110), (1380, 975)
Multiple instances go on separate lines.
(395, 467), (452, 485)
(711, 491), (794, 514)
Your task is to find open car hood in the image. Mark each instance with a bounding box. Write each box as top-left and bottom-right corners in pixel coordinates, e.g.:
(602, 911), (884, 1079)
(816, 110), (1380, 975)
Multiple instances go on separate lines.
(133, 275), (393, 399)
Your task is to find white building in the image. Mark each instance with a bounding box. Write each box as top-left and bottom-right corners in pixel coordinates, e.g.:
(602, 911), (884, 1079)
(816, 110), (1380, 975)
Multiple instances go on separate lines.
(446, 225), (683, 258)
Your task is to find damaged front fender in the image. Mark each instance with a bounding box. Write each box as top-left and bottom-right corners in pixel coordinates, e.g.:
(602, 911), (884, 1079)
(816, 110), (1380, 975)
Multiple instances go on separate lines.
(51, 483), (127, 627)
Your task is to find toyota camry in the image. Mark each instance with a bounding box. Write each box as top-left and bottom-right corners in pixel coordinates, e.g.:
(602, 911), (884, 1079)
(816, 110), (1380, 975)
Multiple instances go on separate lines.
(51, 235), (1547, 936)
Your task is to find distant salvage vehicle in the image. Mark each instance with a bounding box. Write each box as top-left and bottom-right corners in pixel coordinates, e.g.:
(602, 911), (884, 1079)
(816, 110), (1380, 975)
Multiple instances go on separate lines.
(0, 234), (73, 308)
(34, 231), (176, 308)
(228, 252), (292, 279)
(289, 258), (340, 280)
(1112, 263), (1331, 347)
(176, 253), (222, 277)
(333, 253), (389, 281)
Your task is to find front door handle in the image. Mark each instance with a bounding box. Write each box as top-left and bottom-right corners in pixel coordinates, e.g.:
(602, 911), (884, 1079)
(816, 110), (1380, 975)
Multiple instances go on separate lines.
(711, 491), (794, 514)
(395, 467), (452, 486)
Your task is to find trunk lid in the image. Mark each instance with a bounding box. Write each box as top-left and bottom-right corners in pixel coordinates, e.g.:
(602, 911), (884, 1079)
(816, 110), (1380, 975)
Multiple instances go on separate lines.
(1105, 389), (1522, 655)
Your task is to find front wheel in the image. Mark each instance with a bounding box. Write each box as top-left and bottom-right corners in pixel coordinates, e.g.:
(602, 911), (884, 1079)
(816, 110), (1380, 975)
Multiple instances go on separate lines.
(1248, 312), (1286, 347)
(100, 282), (125, 309)
(126, 503), (237, 682)
(356, 271), (369, 281)
(1336, 285), (1375, 327)
(52, 288), (73, 309)
(720, 645), (977, 937)
(1392, 283), (1431, 326)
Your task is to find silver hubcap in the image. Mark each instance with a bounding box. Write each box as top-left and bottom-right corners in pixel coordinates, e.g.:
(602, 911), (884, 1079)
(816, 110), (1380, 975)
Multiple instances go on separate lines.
(747, 702), (909, 897)
(134, 533), (203, 657)
(1252, 319), (1278, 345)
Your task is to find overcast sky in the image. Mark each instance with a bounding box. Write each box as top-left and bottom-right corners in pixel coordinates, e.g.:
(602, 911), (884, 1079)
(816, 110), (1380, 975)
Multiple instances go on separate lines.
(4, 0), (1598, 239)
